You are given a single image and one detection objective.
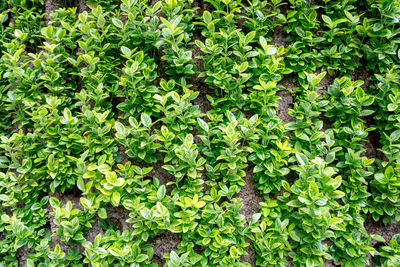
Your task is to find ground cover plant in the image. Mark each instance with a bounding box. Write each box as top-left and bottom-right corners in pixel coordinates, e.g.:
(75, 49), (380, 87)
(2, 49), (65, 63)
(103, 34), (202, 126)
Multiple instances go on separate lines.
(1, 0), (400, 266)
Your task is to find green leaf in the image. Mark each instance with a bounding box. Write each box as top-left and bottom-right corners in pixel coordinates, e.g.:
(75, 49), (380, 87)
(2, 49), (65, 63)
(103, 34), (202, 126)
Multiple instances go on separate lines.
(322, 15), (333, 27)
(63, 108), (72, 121)
(198, 228), (208, 237)
(115, 121), (128, 138)
(311, 72), (326, 86)
(80, 198), (92, 209)
(388, 103), (397, 111)
(140, 208), (151, 219)
(287, 200), (301, 207)
(355, 87), (365, 102)
(331, 190), (345, 199)
(203, 10), (212, 24)
(245, 31), (256, 44)
(360, 109), (374, 116)
(325, 151), (335, 164)
(112, 18), (123, 28)
(385, 166), (395, 179)
(156, 202), (169, 215)
(83, 171), (96, 179)
(99, 164), (112, 173)
(259, 36), (268, 50)
(265, 46), (277, 56)
(157, 185), (166, 199)
(86, 2), (99, 9)
(371, 234), (386, 243)
(121, 46), (131, 57)
(170, 251), (179, 262)
(390, 130), (400, 142)
(97, 14), (105, 28)
(111, 191), (121, 206)
(109, 247), (123, 257)
(141, 113), (152, 127)
(160, 17), (173, 31)
(238, 62), (249, 72)
(308, 182), (319, 198)
(361, 96), (374, 106)
(197, 118), (209, 132)
(49, 197), (60, 207)
(136, 254), (148, 263)
(306, 258), (314, 267)
(98, 208), (107, 219)
(289, 230), (300, 241)
(106, 172), (118, 185)
(229, 246), (239, 258)
(0, 194), (9, 201)
(295, 153), (307, 165)
(295, 27), (305, 37)
(114, 178), (125, 187)
(375, 173), (386, 184)
(251, 213), (261, 224)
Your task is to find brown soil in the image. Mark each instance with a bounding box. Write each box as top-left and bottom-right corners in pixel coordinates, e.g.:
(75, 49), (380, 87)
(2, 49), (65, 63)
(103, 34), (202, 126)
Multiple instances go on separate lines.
(316, 70), (335, 95)
(364, 214), (400, 266)
(151, 0), (162, 6)
(277, 77), (296, 123)
(116, 142), (129, 165)
(276, 89), (295, 123)
(152, 231), (181, 262)
(271, 25), (287, 47)
(47, 191), (84, 254)
(193, 91), (212, 114)
(44, 0), (87, 23)
(236, 166), (264, 223)
(350, 67), (371, 90)
(44, 0), (59, 23)
(241, 239), (257, 267)
(149, 161), (174, 188)
(324, 259), (339, 267)
(365, 214), (400, 245)
(191, 33), (206, 78)
(85, 217), (105, 243)
(16, 245), (29, 267)
(192, 0), (202, 17)
(106, 205), (132, 231)
(235, 166), (263, 266)
(360, 139), (379, 159)
(151, 254), (165, 266)
(190, 29), (212, 114)
(78, 0), (89, 13)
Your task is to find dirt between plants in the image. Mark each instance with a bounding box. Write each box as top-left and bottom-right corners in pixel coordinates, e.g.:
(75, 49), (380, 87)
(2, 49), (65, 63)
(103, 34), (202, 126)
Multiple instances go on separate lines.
(14, 1), (400, 266)
(236, 166), (264, 266)
(44, 0), (88, 23)
(47, 191), (85, 255)
(152, 231), (181, 262)
(365, 214), (400, 266)
(44, 0), (59, 23)
(236, 166), (264, 223)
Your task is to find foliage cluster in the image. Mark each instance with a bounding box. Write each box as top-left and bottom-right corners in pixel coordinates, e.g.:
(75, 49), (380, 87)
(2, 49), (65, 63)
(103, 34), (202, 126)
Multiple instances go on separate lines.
(1, 0), (400, 266)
